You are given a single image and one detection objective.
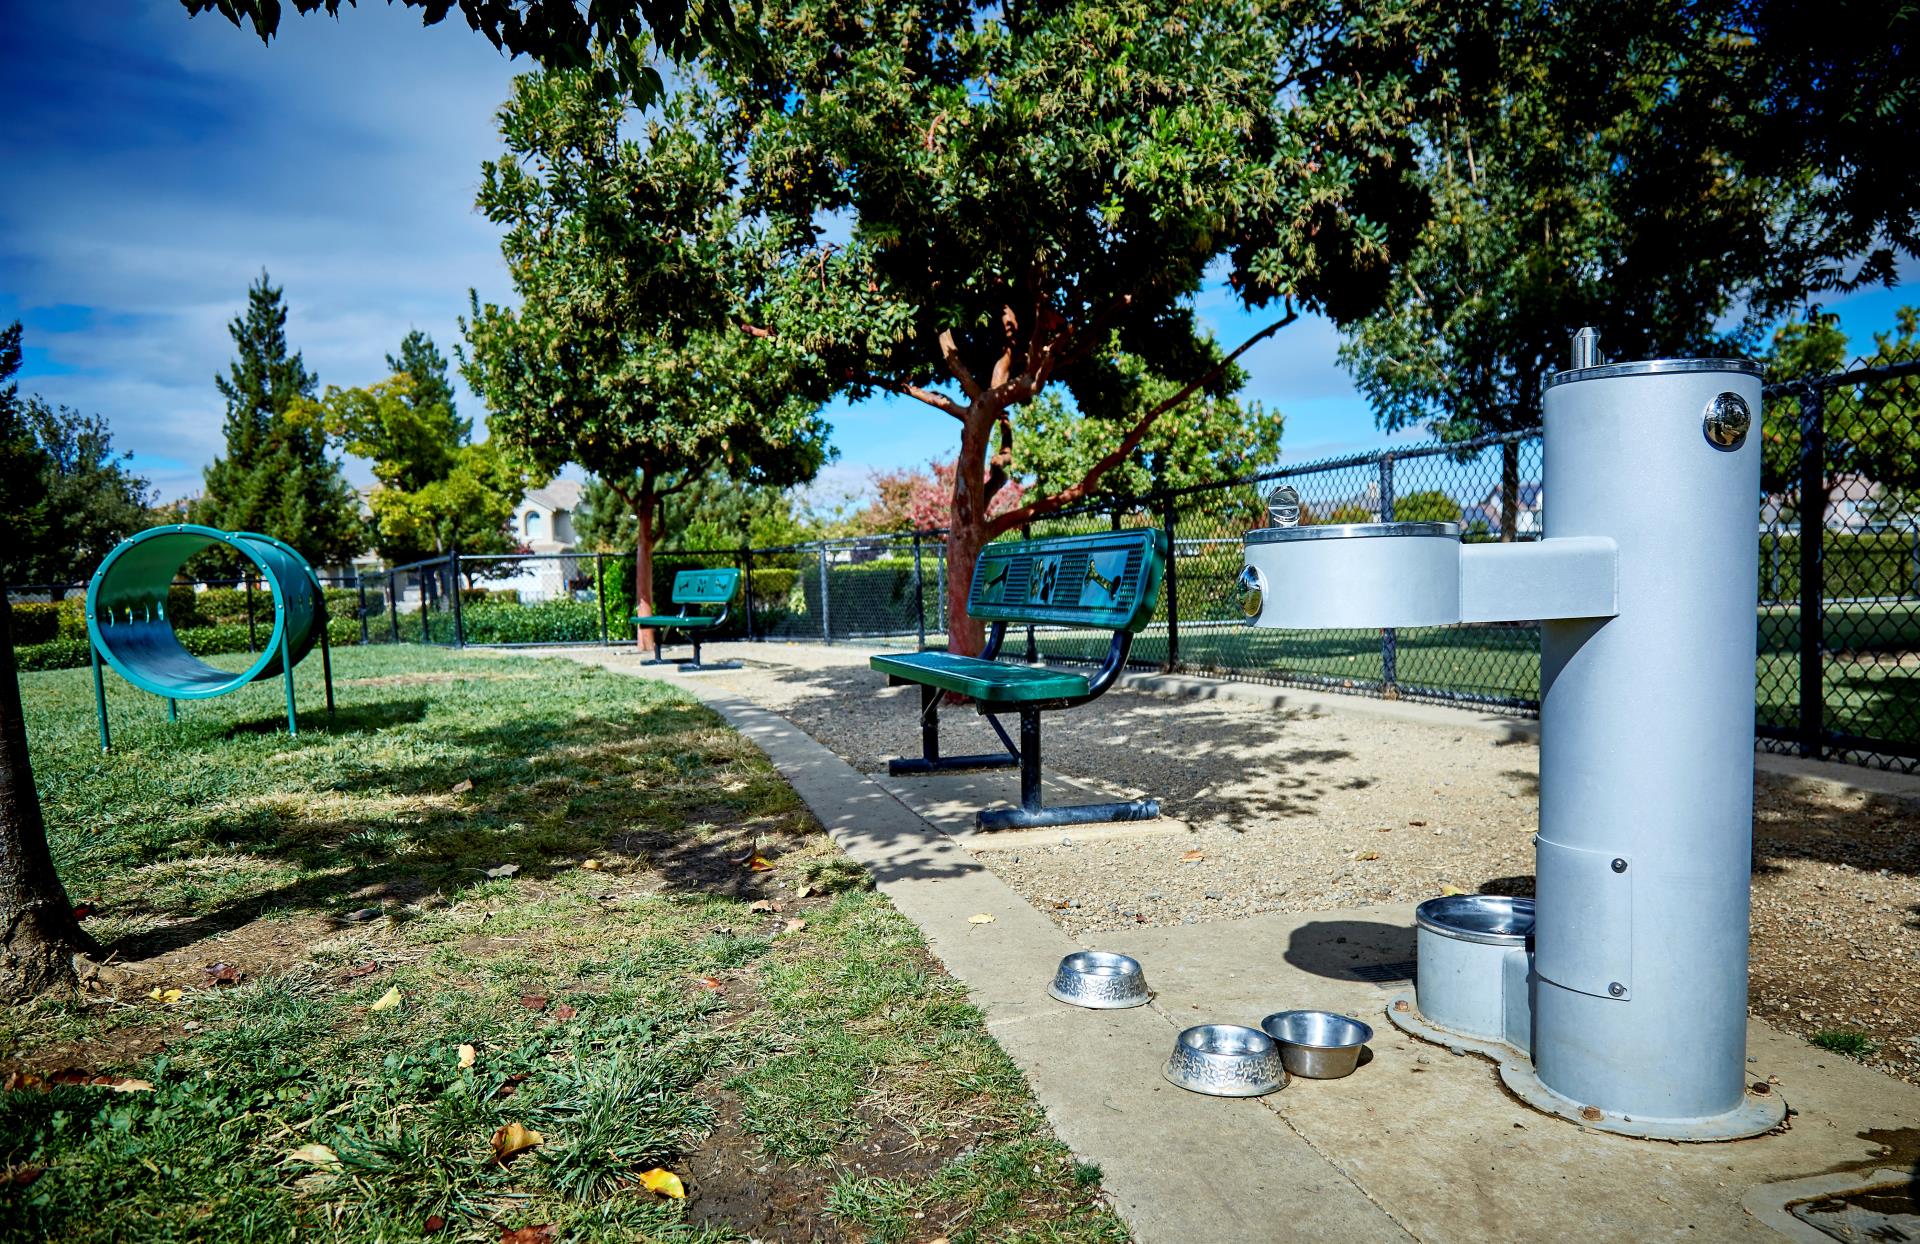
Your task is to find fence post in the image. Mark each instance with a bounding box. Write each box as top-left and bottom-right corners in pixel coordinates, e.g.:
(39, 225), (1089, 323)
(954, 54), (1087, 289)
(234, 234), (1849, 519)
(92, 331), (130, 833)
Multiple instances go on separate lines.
(595, 553), (609, 646)
(244, 576), (257, 652)
(449, 553), (467, 650)
(1379, 453), (1398, 697)
(817, 542), (832, 644)
(741, 545), (755, 642)
(356, 576), (370, 644)
(913, 532), (926, 651)
(1796, 387), (1826, 759)
(1160, 493), (1180, 672)
(387, 574), (400, 642)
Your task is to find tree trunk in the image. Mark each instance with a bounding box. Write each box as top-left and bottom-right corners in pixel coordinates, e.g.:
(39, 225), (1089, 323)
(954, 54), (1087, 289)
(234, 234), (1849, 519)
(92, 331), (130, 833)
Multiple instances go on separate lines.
(1500, 441), (1521, 543)
(0, 592), (94, 1001)
(633, 489), (658, 654)
(944, 407), (995, 656)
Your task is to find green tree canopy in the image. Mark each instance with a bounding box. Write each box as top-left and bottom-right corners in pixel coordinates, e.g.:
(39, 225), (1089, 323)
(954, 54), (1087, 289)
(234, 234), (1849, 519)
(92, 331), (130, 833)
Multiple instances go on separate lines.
(576, 471), (813, 554)
(462, 62), (832, 645)
(196, 273), (364, 568)
(704, 0), (1438, 649)
(1763, 308), (1920, 519)
(0, 323), (155, 587)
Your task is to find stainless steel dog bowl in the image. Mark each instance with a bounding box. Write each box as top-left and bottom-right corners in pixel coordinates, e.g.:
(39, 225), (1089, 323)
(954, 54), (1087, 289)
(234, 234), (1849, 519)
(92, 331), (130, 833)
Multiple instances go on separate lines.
(1048, 951), (1150, 1009)
(1260, 1010), (1374, 1080)
(1162, 1024), (1286, 1097)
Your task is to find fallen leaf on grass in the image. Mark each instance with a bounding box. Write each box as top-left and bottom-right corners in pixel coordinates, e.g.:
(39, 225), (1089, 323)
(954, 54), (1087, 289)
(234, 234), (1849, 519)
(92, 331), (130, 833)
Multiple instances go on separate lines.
(693, 976), (725, 991)
(451, 778), (474, 794)
(967, 913), (995, 925)
(339, 961), (381, 981)
(500, 1227), (553, 1244)
(580, 859), (602, 871)
(780, 918), (807, 935)
(638, 1168), (687, 1199)
(1354, 851), (1381, 862)
(424, 1215), (446, 1234)
(793, 883), (814, 898)
(484, 864), (520, 880)
(288, 1143), (341, 1167)
(748, 899), (781, 914)
(519, 995), (548, 1012)
(553, 1004), (577, 1020)
(204, 962), (243, 985)
(458, 1044), (476, 1069)
(71, 903), (99, 920)
(493, 1073), (529, 1100)
(1179, 849), (1205, 863)
(6, 1070), (153, 1094)
(745, 854), (775, 872)
(490, 1121), (544, 1163)
(370, 986), (402, 1012)
(148, 987), (183, 1005)
(4, 1165), (44, 1188)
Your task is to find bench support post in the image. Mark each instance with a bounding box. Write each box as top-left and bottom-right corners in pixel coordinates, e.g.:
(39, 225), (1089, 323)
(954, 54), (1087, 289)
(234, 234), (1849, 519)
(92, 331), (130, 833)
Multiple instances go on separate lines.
(885, 683), (1019, 776)
(975, 709), (1161, 832)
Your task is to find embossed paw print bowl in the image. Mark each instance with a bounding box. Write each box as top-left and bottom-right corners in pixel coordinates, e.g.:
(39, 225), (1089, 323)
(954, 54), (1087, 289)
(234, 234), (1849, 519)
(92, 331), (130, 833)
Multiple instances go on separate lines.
(1048, 951), (1151, 1010)
(1163, 1023), (1286, 1097)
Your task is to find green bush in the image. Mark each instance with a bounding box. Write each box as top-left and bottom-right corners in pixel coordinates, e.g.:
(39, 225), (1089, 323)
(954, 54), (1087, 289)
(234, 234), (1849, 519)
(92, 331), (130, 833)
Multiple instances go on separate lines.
(15, 637), (90, 672)
(10, 602), (66, 645)
(456, 598), (604, 645)
(801, 558), (924, 636)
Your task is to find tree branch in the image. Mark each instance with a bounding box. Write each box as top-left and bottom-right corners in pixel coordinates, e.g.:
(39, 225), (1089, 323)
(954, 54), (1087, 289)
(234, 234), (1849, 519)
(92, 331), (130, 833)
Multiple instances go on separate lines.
(861, 373), (967, 420)
(986, 306), (1300, 536)
(938, 328), (984, 401)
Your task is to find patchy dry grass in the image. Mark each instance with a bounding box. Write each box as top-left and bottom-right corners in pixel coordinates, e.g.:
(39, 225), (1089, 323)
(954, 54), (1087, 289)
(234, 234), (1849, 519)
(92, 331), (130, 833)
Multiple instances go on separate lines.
(1, 647), (1127, 1243)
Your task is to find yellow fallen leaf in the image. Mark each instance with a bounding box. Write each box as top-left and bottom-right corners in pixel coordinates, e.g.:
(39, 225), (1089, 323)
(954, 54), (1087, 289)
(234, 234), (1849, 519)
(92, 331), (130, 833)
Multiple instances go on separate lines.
(793, 883), (813, 898)
(370, 986), (402, 1012)
(1440, 885), (1466, 897)
(1179, 849), (1205, 862)
(451, 778), (474, 794)
(967, 913), (995, 925)
(105, 1077), (154, 1093)
(1354, 850), (1380, 861)
(491, 1121), (544, 1162)
(289, 1143), (340, 1167)
(458, 1044), (476, 1069)
(746, 854), (775, 872)
(148, 987), (183, 1005)
(638, 1168), (686, 1199)
(581, 858), (602, 871)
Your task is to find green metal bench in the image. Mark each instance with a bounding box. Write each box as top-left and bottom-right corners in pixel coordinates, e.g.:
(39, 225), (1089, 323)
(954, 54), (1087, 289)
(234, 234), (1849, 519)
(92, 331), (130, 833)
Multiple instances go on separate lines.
(872, 528), (1168, 830)
(632, 567), (740, 669)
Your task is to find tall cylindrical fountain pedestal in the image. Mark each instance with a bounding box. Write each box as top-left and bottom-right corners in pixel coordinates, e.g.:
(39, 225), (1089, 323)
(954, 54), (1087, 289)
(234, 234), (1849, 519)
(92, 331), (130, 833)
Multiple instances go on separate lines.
(1527, 360), (1766, 1133)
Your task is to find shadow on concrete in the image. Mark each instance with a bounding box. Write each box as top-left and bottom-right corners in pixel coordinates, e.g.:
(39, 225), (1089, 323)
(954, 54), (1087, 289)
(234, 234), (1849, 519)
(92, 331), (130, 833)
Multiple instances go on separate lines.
(1282, 919), (1416, 981)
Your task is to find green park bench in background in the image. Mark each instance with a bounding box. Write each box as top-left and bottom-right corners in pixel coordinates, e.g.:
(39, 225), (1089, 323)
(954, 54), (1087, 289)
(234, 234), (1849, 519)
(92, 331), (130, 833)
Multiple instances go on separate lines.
(871, 528), (1168, 830)
(633, 567), (740, 669)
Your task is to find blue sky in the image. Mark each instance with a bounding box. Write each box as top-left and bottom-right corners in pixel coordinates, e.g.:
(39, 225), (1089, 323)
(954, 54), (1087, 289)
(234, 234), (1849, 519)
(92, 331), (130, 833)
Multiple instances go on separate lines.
(4, 5), (1916, 509)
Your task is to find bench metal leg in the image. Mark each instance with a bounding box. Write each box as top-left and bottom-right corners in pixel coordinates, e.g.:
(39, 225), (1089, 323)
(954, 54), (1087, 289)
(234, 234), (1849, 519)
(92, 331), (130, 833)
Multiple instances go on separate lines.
(887, 683), (1019, 776)
(975, 709), (1161, 831)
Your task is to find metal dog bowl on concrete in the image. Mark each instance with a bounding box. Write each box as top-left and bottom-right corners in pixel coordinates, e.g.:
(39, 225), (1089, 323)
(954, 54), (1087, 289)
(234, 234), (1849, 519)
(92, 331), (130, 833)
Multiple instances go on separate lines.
(1162, 1024), (1286, 1097)
(1260, 1010), (1374, 1079)
(1048, 951), (1150, 1009)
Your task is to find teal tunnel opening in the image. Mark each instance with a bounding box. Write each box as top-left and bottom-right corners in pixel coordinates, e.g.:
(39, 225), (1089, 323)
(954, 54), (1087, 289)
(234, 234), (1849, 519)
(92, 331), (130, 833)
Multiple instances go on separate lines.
(86, 525), (325, 700)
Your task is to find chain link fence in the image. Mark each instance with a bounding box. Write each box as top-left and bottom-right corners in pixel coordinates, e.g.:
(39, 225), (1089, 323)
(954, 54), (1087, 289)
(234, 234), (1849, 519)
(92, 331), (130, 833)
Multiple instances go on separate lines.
(9, 360), (1913, 770)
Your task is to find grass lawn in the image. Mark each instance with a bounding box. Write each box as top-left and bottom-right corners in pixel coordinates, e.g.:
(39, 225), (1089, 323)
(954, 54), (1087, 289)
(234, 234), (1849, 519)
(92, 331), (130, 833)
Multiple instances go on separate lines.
(0, 646), (1127, 1244)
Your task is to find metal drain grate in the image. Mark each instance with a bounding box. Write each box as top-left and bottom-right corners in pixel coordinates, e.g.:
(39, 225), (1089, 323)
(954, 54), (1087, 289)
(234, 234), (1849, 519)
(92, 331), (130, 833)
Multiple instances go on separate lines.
(1348, 961), (1416, 984)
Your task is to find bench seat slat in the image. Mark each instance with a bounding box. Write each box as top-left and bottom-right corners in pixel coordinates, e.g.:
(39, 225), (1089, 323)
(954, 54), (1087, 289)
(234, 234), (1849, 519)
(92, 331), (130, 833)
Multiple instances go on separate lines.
(872, 652), (1089, 703)
(633, 614), (721, 629)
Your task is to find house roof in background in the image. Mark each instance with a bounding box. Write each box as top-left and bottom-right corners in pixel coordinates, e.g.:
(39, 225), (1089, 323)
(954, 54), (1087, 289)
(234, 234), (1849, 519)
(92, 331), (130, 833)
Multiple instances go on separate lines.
(524, 480), (583, 512)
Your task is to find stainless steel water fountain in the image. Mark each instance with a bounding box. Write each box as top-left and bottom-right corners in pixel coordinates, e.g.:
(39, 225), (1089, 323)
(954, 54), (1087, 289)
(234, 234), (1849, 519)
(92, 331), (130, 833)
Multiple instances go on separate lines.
(1239, 331), (1785, 1140)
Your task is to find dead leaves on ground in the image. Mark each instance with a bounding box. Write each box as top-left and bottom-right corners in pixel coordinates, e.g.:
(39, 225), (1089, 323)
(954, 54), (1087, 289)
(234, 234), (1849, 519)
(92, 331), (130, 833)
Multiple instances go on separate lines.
(1179, 849), (1205, 863)
(204, 962), (243, 986)
(287, 1143), (341, 1168)
(370, 986), (402, 1012)
(490, 1121), (544, 1164)
(500, 1226), (553, 1244)
(4, 1069), (152, 1094)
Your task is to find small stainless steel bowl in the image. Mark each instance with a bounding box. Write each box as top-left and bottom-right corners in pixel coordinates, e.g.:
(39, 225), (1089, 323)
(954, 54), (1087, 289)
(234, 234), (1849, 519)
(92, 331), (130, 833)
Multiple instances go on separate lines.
(1260, 1010), (1374, 1080)
(1048, 951), (1150, 1009)
(1163, 1024), (1286, 1097)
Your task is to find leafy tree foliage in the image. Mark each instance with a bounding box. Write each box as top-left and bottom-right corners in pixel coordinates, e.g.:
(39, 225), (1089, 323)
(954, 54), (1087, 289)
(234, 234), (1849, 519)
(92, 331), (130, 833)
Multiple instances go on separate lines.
(0, 323), (156, 587)
(576, 472), (813, 553)
(301, 331), (535, 564)
(1763, 308), (1920, 519)
(196, 274), (364, 567)
(848, 461), (1027, 538)
(1338, 0), (1920, 537)
(180, 0), (736, 106)
(462, 63), (831, 649)
(707, 0), (1437, 650)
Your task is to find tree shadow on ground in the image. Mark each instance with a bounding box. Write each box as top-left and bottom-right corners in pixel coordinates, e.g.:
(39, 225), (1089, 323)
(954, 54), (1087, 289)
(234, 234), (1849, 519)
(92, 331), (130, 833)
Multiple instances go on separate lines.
(1282, 919), (1416, 981)
(221, 697), (429, 738)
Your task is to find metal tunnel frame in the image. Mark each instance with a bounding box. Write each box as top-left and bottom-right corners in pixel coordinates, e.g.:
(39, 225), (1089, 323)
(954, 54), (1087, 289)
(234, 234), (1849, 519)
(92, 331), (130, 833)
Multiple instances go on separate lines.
(85, 524), (335, 751)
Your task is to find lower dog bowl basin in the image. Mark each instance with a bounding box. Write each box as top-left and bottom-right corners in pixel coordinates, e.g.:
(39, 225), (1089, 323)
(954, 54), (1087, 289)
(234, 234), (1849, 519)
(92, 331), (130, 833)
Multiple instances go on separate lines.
(1259, 1010), (1373, 1079)
(1048, 951), (1150, 1009)
(1163, 1024), (1286, 1097)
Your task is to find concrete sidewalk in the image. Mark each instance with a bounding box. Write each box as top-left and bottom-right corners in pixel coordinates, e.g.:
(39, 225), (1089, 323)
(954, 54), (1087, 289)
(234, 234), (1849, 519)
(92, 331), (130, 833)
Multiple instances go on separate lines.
(573, 646), (1920, 1244)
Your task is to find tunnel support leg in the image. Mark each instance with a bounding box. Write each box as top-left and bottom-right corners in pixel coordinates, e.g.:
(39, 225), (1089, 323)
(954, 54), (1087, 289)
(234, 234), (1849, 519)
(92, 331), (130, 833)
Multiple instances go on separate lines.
(319, 612), (335, 714)
(91, 645), (111, 754)
(280, 625), (299, 737)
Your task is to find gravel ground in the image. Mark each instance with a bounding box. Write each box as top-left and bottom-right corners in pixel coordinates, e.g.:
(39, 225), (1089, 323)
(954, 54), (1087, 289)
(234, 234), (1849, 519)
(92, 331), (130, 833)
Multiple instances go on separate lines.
(584, 643), (1920, 1086)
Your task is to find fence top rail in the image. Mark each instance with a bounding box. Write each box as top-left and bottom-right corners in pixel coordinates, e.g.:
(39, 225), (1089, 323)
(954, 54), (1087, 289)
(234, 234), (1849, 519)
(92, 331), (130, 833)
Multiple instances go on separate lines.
(1763, 356), (1920, 396)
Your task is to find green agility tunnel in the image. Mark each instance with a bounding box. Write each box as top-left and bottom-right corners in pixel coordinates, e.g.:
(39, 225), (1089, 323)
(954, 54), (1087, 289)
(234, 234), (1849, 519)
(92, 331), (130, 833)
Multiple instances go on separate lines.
(85, 524), (335, 750)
